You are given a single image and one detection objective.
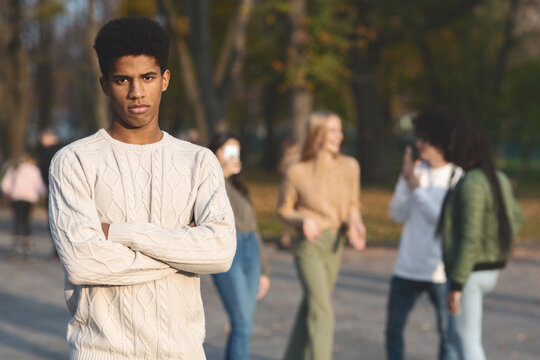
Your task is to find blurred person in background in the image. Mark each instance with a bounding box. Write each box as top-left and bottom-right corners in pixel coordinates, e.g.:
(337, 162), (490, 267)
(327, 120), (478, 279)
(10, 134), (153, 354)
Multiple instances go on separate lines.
(178, 127), (202, 145)
(386, 110), (463, 360)
(277, 136), (301, 249)
(277, 110), (366, 360)
(36, 129), (63, 257)
(440, 121), (524, 360)
(209, 132), (271, 360)
(1, 153), (47, 258)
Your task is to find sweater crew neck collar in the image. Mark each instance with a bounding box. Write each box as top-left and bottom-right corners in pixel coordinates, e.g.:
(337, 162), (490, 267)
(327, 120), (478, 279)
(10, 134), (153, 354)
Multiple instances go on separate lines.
(97, 128), (169, 151)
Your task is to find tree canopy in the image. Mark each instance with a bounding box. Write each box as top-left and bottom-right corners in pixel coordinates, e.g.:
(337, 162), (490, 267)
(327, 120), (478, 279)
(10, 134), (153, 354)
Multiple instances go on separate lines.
(0, 0), (538, 182)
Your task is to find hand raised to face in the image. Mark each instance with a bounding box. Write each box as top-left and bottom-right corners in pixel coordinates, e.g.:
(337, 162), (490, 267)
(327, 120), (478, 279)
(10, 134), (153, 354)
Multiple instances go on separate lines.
(402, 146), (420, 189)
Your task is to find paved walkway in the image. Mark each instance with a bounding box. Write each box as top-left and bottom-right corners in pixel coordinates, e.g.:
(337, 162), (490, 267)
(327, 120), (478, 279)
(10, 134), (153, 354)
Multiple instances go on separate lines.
(0, 208), (538, 359)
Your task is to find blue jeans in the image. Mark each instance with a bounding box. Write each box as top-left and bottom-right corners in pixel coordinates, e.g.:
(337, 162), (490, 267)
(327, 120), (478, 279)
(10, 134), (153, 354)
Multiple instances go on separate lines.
(448, 270), (499, 360)
(385, 276), (452, 360)
(212, 231), (261, 360)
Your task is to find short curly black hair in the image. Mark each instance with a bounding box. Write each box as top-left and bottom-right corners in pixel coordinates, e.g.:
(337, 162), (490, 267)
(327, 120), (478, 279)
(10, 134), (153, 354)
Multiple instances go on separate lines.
(412, 108), (460, 161)
(94, 16), (170, 79)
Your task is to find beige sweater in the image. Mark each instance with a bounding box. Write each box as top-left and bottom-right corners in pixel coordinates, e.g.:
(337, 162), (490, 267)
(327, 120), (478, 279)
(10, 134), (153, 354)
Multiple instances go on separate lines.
(49, 129), (236, 360)
(277, 154), (361, 233)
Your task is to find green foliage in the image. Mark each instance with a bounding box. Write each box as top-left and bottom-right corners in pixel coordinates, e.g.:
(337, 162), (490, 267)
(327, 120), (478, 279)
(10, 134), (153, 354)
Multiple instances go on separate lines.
(500, 61), (540, 148)
(36, 0), (65, 19)
(119, 0), (157, 17)
(374, 1), (519, 133)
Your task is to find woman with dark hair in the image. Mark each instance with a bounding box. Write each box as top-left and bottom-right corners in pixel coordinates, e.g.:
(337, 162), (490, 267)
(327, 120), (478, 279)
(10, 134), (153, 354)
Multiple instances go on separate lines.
(209, 133), (271, 360)
(440, 121), (524, 360)
(277, 111), (366, 360)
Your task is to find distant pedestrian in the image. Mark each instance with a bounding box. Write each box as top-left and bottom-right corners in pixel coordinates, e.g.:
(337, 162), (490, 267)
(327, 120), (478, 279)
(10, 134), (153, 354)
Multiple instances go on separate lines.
(209, 132), (271, 360)
(1, 153), (47, 258)
(277, 137), (301, 249)
(36, 129), (63, 187)
(385, 110), (462, 360)
(440, 121), (524, 360)
(36, 129), (63, 257)
(277, 110), (366, 360)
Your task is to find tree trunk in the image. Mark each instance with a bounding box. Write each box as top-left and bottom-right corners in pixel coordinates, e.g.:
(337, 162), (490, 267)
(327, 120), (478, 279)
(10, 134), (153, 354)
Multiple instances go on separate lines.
(87, 0), (109, 130)
(416, 36), (443, 102)
(263, 83), (281, 170)
(350, 53), (389, 184)
(493, 0), (520, 96)
(213, 0), (253, 128)
(288, 0), (313, 146)
(161, 0), (210, 145)
(188, 0), (220, 135)
(5, 0), (29, 159)
(36, 0), (55, 131)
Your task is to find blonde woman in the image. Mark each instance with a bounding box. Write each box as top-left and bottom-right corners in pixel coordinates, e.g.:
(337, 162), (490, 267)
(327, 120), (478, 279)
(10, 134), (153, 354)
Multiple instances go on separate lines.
(277, 111), (366, 360)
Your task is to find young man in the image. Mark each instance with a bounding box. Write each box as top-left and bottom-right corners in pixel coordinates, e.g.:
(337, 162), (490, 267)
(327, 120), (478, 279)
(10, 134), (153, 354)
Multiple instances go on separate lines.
(385, 110), (462, 360)
(48, 17), (236, 359)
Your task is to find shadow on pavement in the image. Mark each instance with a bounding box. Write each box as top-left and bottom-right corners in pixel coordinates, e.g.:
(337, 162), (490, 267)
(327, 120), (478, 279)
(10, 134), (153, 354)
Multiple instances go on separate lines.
(0, 291), (67, 338)
(0, 291), (68, 360)
(204, 343), (275, 360)
(0, 328), (67, 360)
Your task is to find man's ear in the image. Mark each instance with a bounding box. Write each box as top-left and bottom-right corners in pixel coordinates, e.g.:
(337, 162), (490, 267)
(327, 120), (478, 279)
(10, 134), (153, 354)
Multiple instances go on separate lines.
(99, 76), (109, 96)
(161, 69), (170, 92)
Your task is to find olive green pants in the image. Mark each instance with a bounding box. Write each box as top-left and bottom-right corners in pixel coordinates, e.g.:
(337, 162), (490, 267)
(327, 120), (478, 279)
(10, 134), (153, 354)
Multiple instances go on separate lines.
(283, 230), (344, 360)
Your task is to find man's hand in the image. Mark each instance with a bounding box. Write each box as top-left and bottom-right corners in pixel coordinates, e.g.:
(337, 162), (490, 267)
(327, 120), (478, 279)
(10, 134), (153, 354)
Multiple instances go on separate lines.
(302, 217), (320, 243)
(402, 146), (420, 189)
(101, 223), (110, 239)
(447, 290), (462, 314)
(257, 275), (270, 300)
(349, 221), (366, 250)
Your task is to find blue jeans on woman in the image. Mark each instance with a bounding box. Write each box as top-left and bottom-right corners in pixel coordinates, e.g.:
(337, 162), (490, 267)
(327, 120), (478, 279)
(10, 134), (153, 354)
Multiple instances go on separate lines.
(212, 231), (261, 360)
(385, 275), (452, 360)
(448, 270), (499, 360)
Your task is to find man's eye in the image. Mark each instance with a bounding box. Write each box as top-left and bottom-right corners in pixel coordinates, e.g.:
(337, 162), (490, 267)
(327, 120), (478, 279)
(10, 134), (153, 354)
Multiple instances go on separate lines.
(144, 75), (155, 81)
(115, 78), (127, 85)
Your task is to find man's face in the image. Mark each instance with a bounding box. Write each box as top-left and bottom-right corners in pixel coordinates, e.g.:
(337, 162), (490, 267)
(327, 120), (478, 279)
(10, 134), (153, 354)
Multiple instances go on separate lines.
(100, 55), (170, 130)
(416, 138), (444, 164)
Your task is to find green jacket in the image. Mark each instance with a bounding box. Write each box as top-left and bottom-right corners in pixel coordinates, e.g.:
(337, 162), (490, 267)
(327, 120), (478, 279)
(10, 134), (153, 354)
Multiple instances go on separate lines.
(442, 169), (524, 290)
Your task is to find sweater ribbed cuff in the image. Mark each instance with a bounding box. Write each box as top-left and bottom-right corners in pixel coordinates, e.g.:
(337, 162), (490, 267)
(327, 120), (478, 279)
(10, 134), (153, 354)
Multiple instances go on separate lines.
(449, 280), (464, 291)
(107, 222), (133, 246)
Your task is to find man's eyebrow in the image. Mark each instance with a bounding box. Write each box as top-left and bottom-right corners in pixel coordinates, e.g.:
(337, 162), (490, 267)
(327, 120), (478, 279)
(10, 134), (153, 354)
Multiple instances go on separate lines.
(112, 74), (130, 79)
(111, 72), (158, 79)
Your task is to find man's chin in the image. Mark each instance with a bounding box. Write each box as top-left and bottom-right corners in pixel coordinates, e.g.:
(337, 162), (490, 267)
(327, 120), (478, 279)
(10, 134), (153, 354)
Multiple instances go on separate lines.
(117, 116), (151, 129)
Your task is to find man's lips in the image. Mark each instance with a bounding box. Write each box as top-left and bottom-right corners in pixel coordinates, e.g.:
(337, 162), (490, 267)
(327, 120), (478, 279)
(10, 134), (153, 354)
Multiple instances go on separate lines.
(128, 104), (150, 114)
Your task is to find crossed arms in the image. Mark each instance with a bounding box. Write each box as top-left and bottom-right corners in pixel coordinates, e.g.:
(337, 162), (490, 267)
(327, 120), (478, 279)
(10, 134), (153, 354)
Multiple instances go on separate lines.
(49, 147), (236, 286)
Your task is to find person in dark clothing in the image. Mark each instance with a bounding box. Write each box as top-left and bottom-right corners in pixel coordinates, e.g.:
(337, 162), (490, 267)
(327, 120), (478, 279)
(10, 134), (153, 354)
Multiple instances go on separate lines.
(36, 129), (63, 257)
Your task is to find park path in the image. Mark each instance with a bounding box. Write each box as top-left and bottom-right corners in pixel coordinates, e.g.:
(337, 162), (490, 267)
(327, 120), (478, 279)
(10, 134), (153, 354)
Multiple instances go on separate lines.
(0, 208), (538, 360)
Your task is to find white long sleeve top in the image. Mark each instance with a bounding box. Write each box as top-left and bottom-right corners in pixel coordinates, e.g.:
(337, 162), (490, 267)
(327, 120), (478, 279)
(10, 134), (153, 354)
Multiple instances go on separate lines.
(389, 162), (462, 283)
(48, 129), (236, 360)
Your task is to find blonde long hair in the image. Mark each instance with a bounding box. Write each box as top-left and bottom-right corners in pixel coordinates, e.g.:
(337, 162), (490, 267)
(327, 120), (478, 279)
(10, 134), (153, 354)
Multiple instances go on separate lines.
(301, 110), (339, 161)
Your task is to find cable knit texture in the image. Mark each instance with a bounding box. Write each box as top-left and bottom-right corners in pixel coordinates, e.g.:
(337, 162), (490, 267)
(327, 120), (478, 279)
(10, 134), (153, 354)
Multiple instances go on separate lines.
(48, 129), (236, 360)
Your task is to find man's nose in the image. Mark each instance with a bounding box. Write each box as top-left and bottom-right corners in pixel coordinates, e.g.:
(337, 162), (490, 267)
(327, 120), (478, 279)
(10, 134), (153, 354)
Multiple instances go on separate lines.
(128, 80), (145, 99)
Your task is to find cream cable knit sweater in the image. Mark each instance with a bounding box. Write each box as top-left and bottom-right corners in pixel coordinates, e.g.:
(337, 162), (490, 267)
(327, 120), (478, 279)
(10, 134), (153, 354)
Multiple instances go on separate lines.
(48, 129), (236, 360)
